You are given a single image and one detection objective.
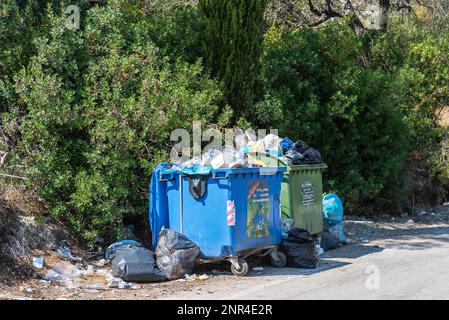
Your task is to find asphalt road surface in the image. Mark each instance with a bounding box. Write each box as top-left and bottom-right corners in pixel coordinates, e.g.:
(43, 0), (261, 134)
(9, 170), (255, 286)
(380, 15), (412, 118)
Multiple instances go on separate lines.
(163, 224), (449, 300)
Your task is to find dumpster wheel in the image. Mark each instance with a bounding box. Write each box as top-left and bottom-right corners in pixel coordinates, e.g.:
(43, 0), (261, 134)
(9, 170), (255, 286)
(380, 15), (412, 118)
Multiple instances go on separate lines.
(230, 258), (249, 277)
(270, 251), (287, 268)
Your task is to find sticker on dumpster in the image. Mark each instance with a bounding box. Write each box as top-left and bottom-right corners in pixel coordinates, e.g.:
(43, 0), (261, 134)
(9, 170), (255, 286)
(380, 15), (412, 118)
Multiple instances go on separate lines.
(302, 182), (315, 206)
(227, 200), (236, 226)
(247, 181), (270, 239)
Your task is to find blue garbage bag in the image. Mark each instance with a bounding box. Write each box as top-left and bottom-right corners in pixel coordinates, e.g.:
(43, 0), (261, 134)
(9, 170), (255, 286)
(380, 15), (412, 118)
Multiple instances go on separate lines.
(149, 163), (171, 250)
(323, 194), (347, 245)
(280, 137), (294, 152)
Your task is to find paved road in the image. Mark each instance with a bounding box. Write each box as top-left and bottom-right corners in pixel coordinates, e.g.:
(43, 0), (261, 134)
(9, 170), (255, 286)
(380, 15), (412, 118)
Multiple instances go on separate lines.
(163, 226), (449, 300)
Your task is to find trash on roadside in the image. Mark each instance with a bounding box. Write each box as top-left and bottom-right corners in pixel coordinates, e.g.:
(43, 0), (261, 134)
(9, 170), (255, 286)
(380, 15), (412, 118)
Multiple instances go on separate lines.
(32, 257), (44, 269)
(93, 258), (108, 267)
(280, 228), (318, 269)
(184, 274), (210, 282)
(359, 237), (370, 243)
(407, 219), (415, 224)
(44, 269), (63, 281)
(56, 245), (82, 262)
(52, 261), (82, 279)
(111, 243), (165, 283)
(323, 194), (347, 245)
(320, 230), (341, 251)
(155, 228), (200, 280)
(107, 276), (139, 290)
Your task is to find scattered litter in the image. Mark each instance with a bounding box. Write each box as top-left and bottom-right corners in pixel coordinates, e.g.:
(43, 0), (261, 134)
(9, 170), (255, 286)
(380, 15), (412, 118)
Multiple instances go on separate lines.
(443, 202), (449, 206)
(359, 237), (370, 243)
(184, 274), (210, 282)
(25, 288), (33, 293)
(93, 259), (107, 267)
(32, 257), (44, 269)
(417, 211), (429, 216)
(53, 261), (82, 278)
(44, 269), (63, 281)
(407, 219), (415, 224)
(56, 246), (82, 262)
(107, 276), (139, 290)
(345, 220), (374, 225)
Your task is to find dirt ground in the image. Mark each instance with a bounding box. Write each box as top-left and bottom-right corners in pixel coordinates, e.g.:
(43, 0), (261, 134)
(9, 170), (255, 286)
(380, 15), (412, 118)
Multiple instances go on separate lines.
(1, 204), (448, 300)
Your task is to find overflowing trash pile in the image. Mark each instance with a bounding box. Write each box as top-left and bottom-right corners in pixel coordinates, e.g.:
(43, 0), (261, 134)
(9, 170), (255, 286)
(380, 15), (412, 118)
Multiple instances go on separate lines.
(160, 131), (323, 176)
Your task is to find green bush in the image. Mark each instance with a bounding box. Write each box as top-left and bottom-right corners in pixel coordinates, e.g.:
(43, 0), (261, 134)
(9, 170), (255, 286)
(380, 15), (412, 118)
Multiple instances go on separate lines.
(257, 21), (409, 215)
(2, 2), (222, 243)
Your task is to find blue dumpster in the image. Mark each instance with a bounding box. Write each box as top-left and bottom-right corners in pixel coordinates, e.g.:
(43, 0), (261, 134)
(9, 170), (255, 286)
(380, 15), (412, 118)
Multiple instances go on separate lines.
(150, 166), (287, 276)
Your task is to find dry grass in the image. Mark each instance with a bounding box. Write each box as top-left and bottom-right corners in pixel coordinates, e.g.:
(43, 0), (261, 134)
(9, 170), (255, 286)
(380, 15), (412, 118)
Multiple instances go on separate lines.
(437, 106), (449, 128)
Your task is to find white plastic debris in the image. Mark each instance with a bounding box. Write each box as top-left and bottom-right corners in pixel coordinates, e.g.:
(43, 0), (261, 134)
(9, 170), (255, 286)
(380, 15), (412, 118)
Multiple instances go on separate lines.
(359, 237), (370, 243)
(107, 276), (138, 290)
(316, 245), (324, 256)
(345, 220), (374, 225)
(32, 257), (44, 269)
(56, 246), (82, 262)
(407, 219), (415, 224)
(44, 269), (63, 281)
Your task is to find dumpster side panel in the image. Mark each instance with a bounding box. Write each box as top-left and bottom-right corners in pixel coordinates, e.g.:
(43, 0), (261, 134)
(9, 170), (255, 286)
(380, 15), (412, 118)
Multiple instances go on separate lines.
(164, 168), (284, 259)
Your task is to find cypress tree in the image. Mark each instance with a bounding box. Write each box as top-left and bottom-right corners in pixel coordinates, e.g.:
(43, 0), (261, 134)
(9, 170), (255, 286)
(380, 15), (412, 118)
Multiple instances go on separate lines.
(199, 0), (267, 117)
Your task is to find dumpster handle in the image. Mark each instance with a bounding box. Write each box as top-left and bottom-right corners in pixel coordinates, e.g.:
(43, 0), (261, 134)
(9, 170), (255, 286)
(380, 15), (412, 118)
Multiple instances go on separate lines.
(159, 173), (175, 182)
(212, 171), (229, 180)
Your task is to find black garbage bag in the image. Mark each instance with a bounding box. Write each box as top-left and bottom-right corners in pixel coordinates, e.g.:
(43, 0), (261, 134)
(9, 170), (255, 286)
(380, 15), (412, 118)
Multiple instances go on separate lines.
(291, 148), (322, 165)
(280, 228), (318, 269)
(155, 228), (200, 280)
(292, 140), (310, 154)
(320, 231), (341, 251)
(112, 245), (165, 282)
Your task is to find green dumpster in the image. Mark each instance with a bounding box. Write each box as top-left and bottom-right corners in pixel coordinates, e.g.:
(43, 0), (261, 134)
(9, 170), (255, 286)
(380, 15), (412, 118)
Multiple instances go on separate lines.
(249, 153), (327, 235)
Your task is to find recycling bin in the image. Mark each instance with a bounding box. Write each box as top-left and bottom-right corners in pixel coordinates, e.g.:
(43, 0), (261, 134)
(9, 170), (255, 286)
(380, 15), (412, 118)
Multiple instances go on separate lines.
(157, 166), (287, 276)
(250, 153), (327, 235)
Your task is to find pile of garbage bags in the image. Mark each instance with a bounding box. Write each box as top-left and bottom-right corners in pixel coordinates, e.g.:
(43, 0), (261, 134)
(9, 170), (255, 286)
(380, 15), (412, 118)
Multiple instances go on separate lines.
(107, 228), (199, 283)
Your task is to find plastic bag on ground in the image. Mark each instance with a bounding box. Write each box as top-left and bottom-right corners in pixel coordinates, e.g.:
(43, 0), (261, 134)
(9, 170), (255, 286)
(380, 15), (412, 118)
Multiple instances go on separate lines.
(279, 228), (318, 269)
(323, 194), (347, 245)
(320, 229), (341, 251)
(155, 228), (200, 280)
(112, 244), (165, 283)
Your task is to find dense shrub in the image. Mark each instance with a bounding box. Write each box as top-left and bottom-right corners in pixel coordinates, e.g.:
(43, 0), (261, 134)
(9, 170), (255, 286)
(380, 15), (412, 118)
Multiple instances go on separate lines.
(257, 21), (409, 215)
(1, 2), (222, 243)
